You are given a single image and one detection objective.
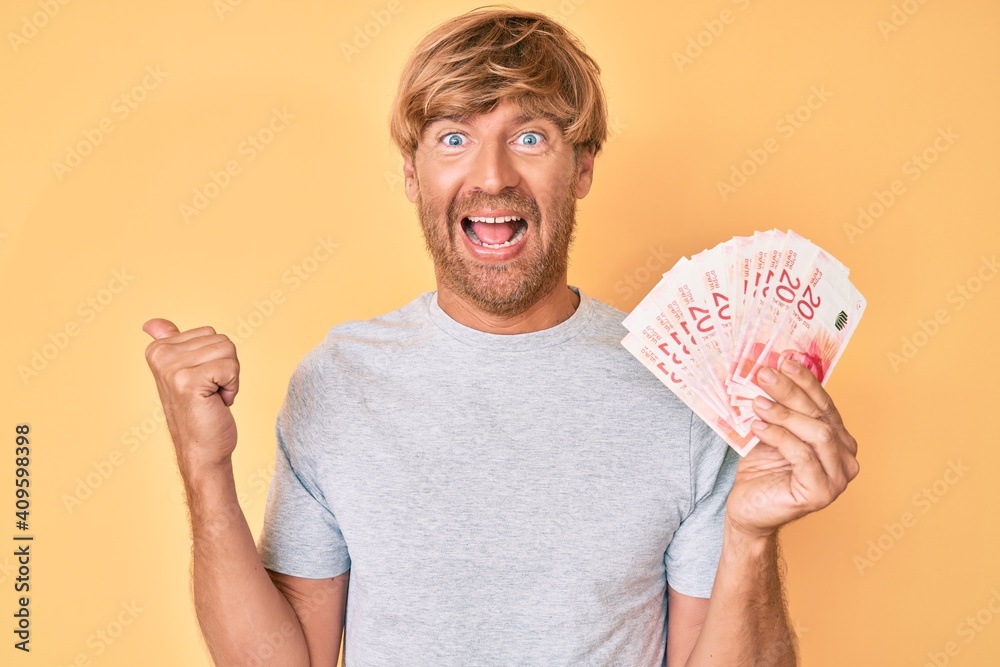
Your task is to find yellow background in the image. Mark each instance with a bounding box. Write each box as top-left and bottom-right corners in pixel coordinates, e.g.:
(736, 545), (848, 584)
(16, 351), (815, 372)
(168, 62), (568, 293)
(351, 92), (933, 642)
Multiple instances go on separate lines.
(2, 0), (998, 665)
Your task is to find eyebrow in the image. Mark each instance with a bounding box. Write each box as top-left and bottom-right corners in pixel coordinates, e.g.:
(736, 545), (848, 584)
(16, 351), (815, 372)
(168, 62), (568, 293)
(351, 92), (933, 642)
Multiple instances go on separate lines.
(426, 112), (559, 128)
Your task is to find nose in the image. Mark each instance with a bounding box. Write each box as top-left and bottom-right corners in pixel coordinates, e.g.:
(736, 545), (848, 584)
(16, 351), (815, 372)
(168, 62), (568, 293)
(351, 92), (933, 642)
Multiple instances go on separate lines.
(467, 138), (519, 194)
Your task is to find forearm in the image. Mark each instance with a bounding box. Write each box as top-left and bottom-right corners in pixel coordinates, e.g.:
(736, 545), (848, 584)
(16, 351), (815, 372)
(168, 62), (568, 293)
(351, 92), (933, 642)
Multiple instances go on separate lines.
(183, 459), (311, 666)
(684, 522), (797, 666)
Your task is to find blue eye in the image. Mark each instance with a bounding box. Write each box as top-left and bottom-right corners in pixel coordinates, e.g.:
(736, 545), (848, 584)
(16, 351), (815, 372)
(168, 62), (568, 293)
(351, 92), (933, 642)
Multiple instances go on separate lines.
(443, 133), (464, 146)
(519, 132), (542, 146)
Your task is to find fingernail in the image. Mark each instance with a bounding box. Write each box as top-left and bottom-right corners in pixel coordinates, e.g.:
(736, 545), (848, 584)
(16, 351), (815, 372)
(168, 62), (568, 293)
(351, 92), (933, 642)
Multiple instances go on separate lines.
(751, 420), (767, 432)
(780, 358), (800, 374)
(753, 396), (773, 410)
(758, 367), (777, 384)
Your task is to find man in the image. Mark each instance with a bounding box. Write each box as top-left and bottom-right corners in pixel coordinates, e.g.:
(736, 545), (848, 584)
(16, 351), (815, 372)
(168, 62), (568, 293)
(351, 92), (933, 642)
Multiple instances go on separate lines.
(142, 8), (859, 666)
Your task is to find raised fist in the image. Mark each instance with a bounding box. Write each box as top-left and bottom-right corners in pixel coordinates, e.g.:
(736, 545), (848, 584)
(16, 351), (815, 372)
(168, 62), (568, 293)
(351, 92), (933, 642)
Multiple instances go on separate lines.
(142, 319), (240, 472)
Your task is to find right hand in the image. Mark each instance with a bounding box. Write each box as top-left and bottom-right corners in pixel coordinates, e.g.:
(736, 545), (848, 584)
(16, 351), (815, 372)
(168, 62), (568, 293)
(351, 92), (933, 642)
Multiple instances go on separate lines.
(142, 318), (240, 472)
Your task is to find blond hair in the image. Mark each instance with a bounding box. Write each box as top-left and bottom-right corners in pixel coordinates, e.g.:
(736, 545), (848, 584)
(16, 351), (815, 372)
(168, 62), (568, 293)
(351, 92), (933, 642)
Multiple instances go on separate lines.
(389, 5), (608, 162)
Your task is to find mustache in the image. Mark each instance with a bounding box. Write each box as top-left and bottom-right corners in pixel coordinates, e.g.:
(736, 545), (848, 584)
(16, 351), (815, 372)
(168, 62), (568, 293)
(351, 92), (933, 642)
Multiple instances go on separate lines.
(447, 190), (541, 223)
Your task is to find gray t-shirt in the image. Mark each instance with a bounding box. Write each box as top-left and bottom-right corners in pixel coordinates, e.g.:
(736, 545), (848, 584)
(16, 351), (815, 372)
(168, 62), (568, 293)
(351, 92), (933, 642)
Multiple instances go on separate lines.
(257, 285), (739, 666)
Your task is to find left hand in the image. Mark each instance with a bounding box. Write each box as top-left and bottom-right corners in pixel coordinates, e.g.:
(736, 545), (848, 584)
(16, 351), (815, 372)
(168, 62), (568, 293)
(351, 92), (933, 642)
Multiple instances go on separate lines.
(725, 357), (860, 540)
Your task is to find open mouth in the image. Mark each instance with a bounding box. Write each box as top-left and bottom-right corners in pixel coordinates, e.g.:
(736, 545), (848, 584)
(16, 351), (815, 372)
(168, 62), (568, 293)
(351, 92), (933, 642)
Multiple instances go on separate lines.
(461, 215), (529, 249)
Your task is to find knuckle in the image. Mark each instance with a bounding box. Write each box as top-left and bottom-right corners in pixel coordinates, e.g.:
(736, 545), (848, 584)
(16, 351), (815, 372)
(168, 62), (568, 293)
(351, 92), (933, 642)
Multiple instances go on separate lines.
(206, 333), (237, 356)
(768, 380), (791, 398)
(815, 423), (836, 445)
(832, 474), (848, 495)
(753, 421), (774, 441)
(144, 340), (166, 366)
(773, 428), (797, 450)
(817, 397), (835, 415)
(173, 367), (197, 393)
(220, 336), (238, 356)
(204, 334), (225, 348)
(770, 402), (790, 419)
(821, 481), (841, 505)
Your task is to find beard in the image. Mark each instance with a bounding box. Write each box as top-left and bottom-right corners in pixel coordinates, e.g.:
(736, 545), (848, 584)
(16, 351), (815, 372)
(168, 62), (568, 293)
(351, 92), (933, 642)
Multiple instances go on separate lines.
(414, 173), (578, 319)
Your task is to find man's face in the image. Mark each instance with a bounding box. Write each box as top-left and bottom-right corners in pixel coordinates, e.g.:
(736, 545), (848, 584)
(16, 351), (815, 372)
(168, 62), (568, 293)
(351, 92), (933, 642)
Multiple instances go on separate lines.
(403, 99), (595, 318)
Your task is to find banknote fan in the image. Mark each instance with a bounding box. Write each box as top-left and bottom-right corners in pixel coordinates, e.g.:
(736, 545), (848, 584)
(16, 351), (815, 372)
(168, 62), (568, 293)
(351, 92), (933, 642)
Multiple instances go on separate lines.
(621, 229), (866, 456)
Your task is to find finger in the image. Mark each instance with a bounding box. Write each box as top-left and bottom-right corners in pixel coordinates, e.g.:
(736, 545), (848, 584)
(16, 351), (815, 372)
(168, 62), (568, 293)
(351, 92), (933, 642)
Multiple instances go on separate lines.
(144, 325), (221, 371)
(143, 318), (180, 340)
(145, 337), (240, 406)
(775, 358), (857, 457)
(777, 357), (844, 427)
(755, 363), (823, 421)
(180, 337), (238, 365)
(160, 333), (234, 355)
(195, 358), (240, 406)
(753, 396), (852, 485)
(750, 419), (837, 510)
(174, 355), (240, 406)
(144, 320), (218, 345)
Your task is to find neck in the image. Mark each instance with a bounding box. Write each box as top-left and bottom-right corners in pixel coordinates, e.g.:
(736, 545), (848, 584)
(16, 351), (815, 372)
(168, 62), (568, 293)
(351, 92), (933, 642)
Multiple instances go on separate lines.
(435, 280), (581, 335)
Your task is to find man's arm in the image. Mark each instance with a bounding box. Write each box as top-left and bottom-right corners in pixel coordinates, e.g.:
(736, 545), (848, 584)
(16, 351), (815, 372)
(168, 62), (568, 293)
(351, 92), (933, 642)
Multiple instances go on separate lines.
(185, 460), (314, 665)
(666, 529), (795, 666)
(267, 568), (350, 665)
(143, 318), (347, 665)
(665, 586), (709, 666)
(668, 357), (859, 666)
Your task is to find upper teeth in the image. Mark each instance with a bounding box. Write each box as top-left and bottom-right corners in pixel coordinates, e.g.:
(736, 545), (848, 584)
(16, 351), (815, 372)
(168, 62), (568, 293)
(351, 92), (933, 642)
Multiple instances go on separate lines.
(467, 216), (521, 223)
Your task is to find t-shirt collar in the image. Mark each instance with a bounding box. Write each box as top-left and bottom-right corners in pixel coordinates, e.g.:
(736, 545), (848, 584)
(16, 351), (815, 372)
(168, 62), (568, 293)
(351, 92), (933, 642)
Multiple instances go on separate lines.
(427, 284), (594, 350)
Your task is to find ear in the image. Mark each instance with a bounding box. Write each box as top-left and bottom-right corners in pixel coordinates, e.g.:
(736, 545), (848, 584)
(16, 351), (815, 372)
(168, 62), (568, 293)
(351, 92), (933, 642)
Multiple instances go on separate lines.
(403, 153), (418, 203)
(574, 146), (596, 199)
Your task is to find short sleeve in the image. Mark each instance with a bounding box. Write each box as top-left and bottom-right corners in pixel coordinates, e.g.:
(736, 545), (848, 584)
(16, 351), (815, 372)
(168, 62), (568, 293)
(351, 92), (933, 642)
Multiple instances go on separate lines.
(257, 353), (351, 578)
(664, 411), (740, 598)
